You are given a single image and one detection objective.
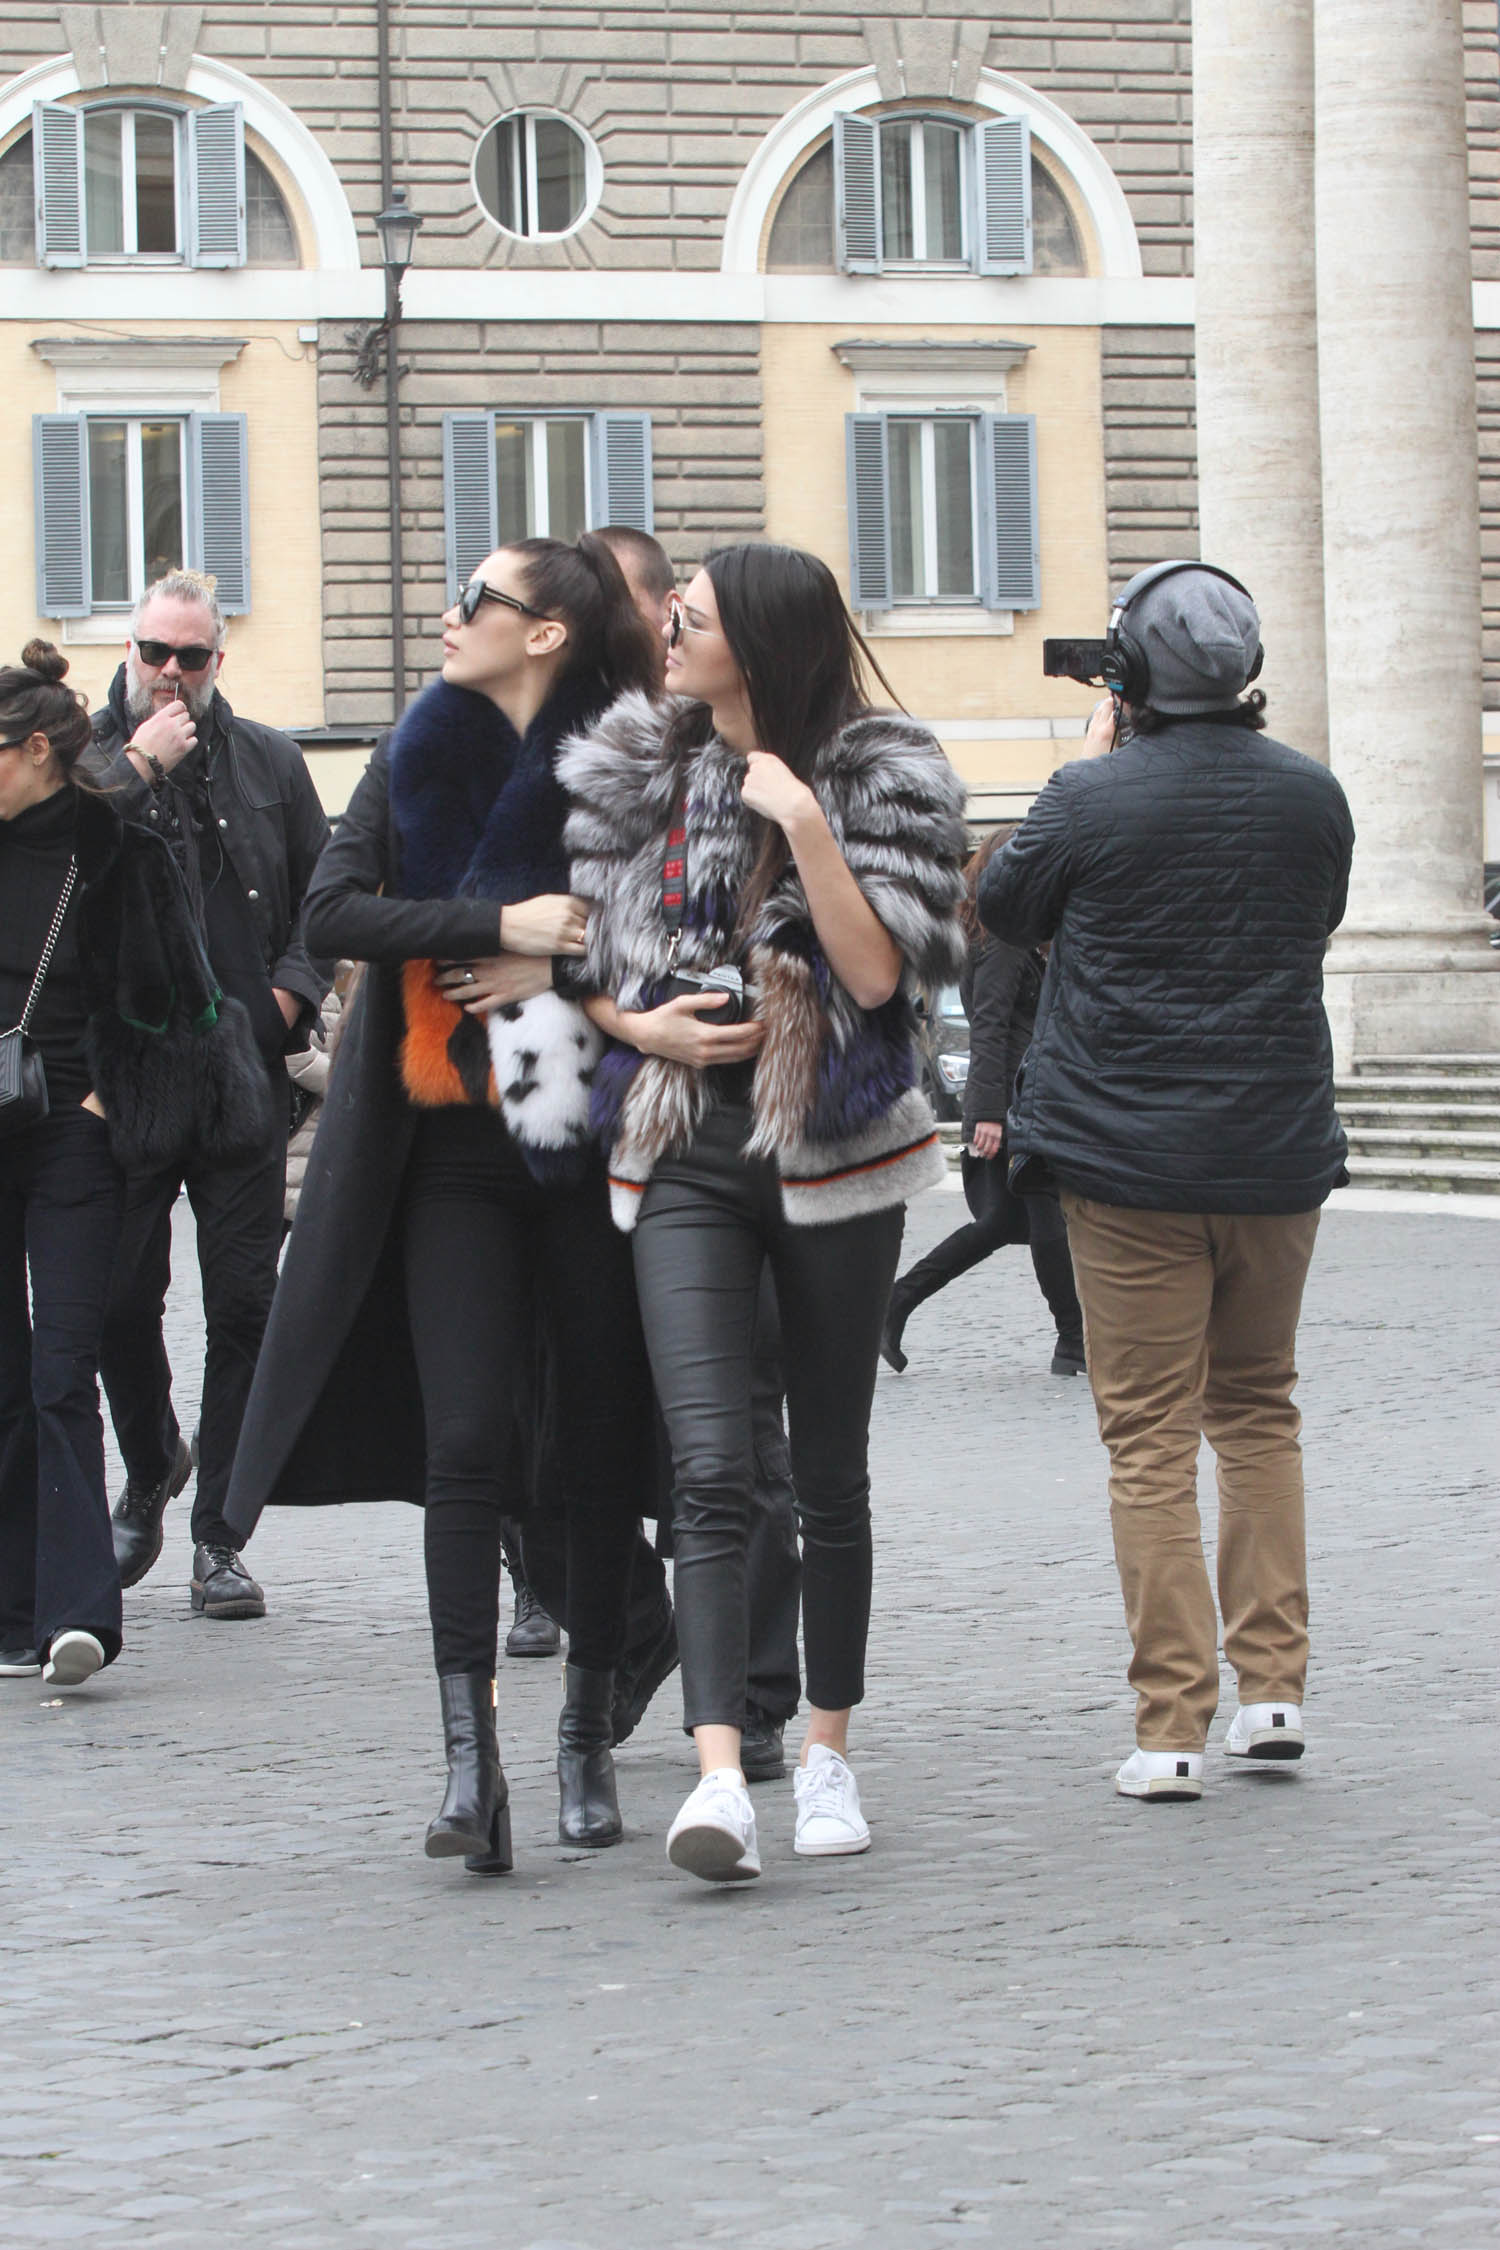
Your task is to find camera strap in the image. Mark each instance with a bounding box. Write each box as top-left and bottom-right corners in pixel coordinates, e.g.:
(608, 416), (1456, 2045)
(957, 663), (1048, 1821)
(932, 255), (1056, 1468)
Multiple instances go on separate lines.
(661, 795), (687, 969)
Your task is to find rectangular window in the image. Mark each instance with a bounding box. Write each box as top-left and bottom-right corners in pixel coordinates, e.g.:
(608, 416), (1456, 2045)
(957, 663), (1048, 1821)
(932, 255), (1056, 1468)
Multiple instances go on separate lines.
(82, 108), (179, 258)
(834, 111), (1032, 276)
(888, 419), (978, 601)
(494, 417), (591, 543)
(86, 416), (186, 607)
(845, 409), (1039, 616)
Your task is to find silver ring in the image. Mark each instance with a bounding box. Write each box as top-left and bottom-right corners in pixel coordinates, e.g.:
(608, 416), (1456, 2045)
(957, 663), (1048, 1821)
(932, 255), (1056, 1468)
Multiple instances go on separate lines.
(463, 969), (475, 983)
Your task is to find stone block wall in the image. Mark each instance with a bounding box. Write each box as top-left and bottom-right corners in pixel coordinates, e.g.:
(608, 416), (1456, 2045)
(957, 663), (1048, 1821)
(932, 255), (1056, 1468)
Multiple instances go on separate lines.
(315, 317), (763, 723)
(1101, 325), (1198, 585)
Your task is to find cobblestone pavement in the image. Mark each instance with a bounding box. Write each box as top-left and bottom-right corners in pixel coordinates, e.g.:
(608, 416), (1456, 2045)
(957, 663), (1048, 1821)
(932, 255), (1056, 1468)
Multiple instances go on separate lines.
(3, 1189), (1496, 2249)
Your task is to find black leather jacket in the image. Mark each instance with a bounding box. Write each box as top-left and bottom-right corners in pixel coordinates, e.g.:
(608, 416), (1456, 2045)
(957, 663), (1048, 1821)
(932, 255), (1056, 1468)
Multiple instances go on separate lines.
(88, 669), (332, 1037)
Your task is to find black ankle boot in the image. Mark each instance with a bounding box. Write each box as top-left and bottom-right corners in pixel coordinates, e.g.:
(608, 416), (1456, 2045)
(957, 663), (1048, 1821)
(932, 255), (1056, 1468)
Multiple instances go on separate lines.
(557, 1662), (622, 1848)
(425, 1672), (513, 1875)
(880, 1280), (917, 1373)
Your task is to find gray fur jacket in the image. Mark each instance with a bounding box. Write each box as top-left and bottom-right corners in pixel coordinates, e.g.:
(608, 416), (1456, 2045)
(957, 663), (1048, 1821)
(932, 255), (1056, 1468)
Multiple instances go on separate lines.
(559, 691), (968, 1229)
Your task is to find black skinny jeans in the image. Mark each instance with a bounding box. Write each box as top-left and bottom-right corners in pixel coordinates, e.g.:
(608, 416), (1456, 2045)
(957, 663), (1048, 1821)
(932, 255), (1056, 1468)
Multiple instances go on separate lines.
(0, 1108), (125, 1662)
(632, 1101), (903, 1729)
(402, 1107), (650, 1678)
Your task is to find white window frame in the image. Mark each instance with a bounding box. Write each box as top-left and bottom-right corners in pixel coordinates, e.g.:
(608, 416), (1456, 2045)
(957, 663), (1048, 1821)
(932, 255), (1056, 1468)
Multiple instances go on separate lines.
(472, 110), (603, 244)
(85, 413), (190, 608)
(881, 115), (969, 270)
(33, 337), (245, 641)
(493, 413), (594, 540)
(887, 415), (982, 605)
(845, 347), (1028, 638)
(84, 104), (184, 262)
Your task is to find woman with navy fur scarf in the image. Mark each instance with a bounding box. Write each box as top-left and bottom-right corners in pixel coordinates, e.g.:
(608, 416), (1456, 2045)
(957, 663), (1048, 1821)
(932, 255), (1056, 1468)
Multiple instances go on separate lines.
(225, 535), (660, 1873)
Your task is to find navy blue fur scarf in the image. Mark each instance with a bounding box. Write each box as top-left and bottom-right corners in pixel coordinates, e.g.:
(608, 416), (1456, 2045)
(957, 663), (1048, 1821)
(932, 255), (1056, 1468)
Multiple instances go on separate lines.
(387, 674), (600, 902)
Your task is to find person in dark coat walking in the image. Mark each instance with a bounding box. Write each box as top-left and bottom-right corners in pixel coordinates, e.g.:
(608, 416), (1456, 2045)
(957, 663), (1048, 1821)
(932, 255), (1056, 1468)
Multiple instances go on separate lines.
(979, 562), (1354, 1805)
(226, 534), (662, 1874)
(87, 570), (331, 1624)
(0, 642), (269, 1688)
(880, 825), (1084, 1378)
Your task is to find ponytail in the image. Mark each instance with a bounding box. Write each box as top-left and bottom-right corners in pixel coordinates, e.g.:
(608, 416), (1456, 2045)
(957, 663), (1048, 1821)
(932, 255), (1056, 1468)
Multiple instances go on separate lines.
(511, 533), (662, 713)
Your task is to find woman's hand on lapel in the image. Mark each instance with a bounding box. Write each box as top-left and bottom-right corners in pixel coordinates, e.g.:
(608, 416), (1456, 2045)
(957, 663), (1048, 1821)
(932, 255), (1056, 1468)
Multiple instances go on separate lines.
(739, 752), (819, 836)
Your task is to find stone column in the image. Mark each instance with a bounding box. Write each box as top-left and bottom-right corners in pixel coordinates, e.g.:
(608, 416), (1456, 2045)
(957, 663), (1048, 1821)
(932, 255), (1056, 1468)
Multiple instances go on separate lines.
(1316, 0), (1500, 1063)
(1192, 0), (1327, 761)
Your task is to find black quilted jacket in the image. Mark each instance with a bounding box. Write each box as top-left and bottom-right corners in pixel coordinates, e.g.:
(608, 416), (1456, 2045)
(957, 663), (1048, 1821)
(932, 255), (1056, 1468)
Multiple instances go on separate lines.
(977, 719), (1355, 1214)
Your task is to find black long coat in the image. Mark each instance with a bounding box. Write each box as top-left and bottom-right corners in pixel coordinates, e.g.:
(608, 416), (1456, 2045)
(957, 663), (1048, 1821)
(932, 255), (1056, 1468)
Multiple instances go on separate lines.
(224, 741), (509, 1538)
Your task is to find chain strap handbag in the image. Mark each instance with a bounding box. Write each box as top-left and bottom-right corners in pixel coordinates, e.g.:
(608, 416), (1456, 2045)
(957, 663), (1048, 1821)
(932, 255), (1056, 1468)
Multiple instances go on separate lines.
(0, 857), (79, 1140)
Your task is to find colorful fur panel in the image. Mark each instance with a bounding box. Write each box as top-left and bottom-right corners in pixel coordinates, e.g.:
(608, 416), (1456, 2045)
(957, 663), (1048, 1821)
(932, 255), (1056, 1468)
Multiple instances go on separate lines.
(398, 963), (600, 1165)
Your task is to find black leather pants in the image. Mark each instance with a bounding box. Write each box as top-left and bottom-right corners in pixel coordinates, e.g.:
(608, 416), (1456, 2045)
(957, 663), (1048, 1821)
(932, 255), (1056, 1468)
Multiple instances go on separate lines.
(632, 1102), (902, 1729)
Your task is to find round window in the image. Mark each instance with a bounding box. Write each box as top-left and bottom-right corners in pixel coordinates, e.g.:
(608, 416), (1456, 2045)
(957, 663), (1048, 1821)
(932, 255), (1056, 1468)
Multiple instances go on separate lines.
(474, 112), (599, 240)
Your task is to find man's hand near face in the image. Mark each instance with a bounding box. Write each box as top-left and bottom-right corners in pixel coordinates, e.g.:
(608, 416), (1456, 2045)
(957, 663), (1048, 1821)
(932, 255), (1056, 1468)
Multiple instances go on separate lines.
(126, 696), (198, 782)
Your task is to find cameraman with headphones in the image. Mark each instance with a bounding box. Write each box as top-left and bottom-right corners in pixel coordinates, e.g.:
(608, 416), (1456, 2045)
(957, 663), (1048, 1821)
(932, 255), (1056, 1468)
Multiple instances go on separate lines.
(979, 563), (1354, 1803)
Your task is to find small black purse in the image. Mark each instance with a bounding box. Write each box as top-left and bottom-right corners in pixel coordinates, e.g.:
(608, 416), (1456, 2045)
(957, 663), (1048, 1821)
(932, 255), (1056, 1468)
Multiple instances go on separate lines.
(0, 857), (78, 1142)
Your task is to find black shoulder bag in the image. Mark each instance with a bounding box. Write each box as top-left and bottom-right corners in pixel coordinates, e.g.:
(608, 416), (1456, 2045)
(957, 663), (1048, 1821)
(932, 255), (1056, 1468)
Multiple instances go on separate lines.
(0, 857), (78, 1140)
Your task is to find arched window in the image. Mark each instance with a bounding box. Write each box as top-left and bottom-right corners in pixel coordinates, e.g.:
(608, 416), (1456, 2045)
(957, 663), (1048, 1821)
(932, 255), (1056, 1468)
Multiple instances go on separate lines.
(10, 100), (296, 268)
(767, 129), (1086, 278)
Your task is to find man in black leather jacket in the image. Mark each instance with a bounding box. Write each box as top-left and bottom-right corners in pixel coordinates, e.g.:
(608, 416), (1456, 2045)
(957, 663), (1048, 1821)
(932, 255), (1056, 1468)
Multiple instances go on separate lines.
(87, 570), (330, 1621)
(981, 563), (1354, 1807)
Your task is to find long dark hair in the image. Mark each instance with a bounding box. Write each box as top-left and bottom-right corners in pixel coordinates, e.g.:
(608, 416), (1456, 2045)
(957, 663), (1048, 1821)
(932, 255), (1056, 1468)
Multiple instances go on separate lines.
(959, 823), (1015, 943)
(0, 641), (93, 778)
(510, 531), (662, 714)
(664, 543), (904, 940)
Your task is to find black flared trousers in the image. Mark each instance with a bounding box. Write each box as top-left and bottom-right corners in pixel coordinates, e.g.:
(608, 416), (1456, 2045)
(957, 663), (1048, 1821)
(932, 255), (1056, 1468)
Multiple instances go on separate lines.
(632, 1101), (902, 1729)
(0, 1108), (125, 1662)
(402, 1108), (650, 1677)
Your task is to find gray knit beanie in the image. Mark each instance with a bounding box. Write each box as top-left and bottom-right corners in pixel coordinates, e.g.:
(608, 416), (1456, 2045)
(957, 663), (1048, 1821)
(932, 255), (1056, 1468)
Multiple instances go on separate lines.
(1125, 568), (1261, 714)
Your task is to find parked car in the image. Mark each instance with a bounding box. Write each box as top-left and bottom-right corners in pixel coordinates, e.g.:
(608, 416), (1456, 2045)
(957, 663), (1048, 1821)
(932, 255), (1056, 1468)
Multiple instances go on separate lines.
(918, 984), (970, 1122)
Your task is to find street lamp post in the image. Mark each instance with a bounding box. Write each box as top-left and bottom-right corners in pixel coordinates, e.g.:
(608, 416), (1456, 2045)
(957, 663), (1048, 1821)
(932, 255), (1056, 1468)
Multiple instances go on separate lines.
(350, 186), (424, 719)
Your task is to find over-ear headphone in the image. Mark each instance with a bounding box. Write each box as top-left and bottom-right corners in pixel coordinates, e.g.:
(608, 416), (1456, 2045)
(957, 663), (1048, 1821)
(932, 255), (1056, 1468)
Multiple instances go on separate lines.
(1102, 559), (1264, 708)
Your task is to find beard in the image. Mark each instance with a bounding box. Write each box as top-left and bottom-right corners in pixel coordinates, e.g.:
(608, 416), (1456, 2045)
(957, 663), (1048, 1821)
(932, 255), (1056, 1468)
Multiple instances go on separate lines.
(124, 651), (217, 728)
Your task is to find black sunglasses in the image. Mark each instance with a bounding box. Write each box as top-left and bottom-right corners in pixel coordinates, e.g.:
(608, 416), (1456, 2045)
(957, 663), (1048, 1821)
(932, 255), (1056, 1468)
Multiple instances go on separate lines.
(134, 637), (217, 672)
(458, 578), (552, 626)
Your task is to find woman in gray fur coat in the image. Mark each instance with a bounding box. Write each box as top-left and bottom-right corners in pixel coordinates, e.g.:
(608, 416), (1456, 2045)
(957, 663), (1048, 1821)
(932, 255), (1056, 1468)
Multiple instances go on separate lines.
(560, 543), (966, 1884)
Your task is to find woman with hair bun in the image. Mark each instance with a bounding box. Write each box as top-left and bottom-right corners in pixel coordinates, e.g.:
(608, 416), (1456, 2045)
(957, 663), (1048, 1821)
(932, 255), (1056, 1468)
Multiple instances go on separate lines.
(0, 643), (270, 1688)
(226, 534), (663, 1875)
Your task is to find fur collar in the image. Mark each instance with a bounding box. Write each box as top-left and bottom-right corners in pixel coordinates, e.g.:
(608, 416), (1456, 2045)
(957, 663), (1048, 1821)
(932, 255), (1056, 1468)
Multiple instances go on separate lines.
(388, 673), (600, 905)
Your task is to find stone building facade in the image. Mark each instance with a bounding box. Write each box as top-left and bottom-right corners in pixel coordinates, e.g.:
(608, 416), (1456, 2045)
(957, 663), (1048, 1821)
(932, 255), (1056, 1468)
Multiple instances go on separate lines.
(0, 0), (1495, 863)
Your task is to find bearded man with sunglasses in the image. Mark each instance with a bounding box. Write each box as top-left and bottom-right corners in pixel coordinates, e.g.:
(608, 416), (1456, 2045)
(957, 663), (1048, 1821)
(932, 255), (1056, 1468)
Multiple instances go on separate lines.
(86, 569), (331, 1620)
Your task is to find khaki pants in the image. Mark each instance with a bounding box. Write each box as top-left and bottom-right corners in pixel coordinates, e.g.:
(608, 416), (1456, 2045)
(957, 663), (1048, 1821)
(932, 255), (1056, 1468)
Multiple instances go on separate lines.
(1061, 1195), (1322, 1751)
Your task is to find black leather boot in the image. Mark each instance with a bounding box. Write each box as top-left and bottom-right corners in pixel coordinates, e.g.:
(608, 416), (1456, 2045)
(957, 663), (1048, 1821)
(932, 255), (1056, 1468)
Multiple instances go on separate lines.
(111, 1432), (193, 1589)
(557, 1662), (622, 1848)
(879, 1278), (918, 1373)
(425, 1672), (513, 1875)
(499, 1517), (561, 1657)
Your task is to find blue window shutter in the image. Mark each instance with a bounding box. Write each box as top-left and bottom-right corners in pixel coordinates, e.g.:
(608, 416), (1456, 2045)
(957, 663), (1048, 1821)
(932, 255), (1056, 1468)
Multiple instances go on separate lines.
(188, 413), (251, 612)
(33, 415), (91, 617)
(591, 413), (654, 532)
(975, 118), (1032, 275)
(980, 413), (1039, 610)
(443, 412), (497, 600)
(33, 102), (85, 268)
(845, 413), (892, 610)
(188, 104), (246, 267)
(834, 113), (881, 274)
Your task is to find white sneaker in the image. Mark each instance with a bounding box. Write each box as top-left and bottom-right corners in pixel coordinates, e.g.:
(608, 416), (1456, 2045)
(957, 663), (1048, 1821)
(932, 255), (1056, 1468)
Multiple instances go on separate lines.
(1115, 1747), (1204, 1801)
(43, 1630), (106, 1688)
(793, 1745), (871, 1856)
(1224, 1702), (1305, 1761)
(666, 1769), (760, 1882)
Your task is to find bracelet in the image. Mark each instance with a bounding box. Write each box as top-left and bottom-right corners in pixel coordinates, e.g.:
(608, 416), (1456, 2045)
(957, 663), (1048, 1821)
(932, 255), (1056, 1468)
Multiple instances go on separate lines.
(128, 744), (168, 787)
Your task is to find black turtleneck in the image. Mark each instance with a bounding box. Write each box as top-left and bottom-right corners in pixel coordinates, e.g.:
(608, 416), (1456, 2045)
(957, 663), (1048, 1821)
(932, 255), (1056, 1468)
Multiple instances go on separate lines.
(0, 787), (90, 1107)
